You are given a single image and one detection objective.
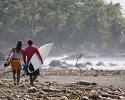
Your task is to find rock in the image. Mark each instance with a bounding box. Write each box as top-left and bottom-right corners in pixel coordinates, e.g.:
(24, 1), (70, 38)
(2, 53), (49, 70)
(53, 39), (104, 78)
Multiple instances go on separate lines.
(36, 91), (45, 98)
(89, 90), (99, 99)
(84, 62), (93, 66)
(60, 61), (69, 68)
(76, 63), (85, 67)
(28, 87), (37, 93)
(81, 96), (89, 100)
(96, 61), (105, 66)
(49, 60), (61, 67)
(77, 80), (91, 85)
(24, 95), (31, 99)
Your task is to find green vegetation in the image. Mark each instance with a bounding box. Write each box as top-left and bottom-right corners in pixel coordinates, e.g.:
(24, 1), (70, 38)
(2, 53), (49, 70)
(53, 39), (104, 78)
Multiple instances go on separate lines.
(0, 0), (125, 54)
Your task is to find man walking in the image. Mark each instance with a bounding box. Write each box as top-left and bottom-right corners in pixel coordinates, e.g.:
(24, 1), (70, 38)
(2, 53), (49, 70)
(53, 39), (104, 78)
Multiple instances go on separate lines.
(23, 40), (43, 85)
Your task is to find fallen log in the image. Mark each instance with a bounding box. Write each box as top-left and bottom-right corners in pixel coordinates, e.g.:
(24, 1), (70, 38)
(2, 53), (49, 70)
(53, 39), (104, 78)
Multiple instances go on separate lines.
(77, 80), (97, 86)
(99, 96), (115, 100)
(42, 88), (65, 93)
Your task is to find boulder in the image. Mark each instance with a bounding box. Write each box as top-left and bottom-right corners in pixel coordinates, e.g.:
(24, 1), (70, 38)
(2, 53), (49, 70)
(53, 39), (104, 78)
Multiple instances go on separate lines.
(49, 60), (61, 67)
(96, 61), (105, 66)
(60, 61), (69, 68)
(84, 61), (93, 66)
(76, 63), (85, 67)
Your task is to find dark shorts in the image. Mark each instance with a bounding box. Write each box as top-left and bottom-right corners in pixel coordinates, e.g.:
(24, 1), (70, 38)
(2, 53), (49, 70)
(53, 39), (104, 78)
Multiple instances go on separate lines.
(26, 63), (40, 76)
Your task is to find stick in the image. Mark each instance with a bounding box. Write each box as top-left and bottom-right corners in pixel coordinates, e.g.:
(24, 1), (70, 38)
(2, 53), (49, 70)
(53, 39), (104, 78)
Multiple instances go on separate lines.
(75, 53), (83, 67)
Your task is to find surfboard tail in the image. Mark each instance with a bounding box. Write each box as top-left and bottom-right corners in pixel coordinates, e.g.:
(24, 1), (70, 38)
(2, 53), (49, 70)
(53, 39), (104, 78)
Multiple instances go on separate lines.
(29, 43), (54, 73)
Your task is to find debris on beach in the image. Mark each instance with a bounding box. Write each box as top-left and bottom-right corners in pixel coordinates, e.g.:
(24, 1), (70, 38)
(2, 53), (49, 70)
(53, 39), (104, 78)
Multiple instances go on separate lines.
(0, 68), (125, 100)
(0, 79), (125, 100)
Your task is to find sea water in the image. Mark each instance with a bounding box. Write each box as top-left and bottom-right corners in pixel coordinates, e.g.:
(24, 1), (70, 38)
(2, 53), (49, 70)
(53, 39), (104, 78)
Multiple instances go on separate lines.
(1, 55), (125, 70)
(43, 56), (125, 70)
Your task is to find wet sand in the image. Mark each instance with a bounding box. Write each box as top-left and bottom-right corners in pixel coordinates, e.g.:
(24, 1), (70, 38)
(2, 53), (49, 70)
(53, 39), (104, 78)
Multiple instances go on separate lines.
(1, 68), (125, 88)
(39, 75), (125, 88)
(38, 68), (125, 88)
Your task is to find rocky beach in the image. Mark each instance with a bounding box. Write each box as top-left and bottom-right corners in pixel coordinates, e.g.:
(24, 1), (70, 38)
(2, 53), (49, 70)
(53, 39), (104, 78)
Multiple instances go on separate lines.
(0, 67), (125, 100)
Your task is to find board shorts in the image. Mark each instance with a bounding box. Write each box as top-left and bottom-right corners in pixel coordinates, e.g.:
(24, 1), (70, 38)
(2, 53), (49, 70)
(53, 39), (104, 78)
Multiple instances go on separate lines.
(25, 63), (40, 76)
(10, 59), (21, 71)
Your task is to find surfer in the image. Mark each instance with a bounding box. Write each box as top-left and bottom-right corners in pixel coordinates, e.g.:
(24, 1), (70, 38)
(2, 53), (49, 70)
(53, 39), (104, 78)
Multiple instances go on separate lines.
(23, 40), (43, 86)
(5, 40), (23, 85)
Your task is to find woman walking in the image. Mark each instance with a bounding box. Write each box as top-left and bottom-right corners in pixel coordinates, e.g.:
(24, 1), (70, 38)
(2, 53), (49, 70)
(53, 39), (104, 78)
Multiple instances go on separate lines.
(6, 40), (23, 85)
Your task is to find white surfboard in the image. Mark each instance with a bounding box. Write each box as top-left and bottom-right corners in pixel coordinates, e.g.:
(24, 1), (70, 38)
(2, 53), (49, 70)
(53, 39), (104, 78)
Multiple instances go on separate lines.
(28, 43), (53, 73)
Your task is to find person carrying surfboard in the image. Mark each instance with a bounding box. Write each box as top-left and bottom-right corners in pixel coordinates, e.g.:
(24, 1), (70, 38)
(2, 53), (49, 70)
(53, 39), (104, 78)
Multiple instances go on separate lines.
(23, 40), (43, 86)
(4, 40), (23, 85)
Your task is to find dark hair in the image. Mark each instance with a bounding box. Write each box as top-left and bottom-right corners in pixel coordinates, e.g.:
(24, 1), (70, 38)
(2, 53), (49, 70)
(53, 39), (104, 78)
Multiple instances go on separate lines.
(16, 40), (23, 53)
(28, 40), (33, 45)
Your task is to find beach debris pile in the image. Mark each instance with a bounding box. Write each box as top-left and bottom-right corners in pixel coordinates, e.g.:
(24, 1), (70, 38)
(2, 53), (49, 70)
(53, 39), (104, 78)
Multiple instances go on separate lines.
(0, 79), (125, 100)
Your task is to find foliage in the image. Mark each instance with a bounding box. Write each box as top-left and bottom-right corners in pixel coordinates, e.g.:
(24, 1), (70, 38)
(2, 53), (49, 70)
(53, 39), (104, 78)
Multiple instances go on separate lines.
(0, 0), (125, 54)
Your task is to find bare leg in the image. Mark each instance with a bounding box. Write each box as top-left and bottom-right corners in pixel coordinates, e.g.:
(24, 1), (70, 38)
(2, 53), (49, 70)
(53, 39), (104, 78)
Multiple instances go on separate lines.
(17, 70), (20, 85)
(32, 75), (38, 84)
(30, 75), (38, 85)
(30, 75), (33, 85)
(12, 70), (16, 85)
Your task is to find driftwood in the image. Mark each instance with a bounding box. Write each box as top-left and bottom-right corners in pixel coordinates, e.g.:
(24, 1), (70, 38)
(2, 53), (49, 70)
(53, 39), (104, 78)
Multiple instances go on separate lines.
(118, 88), (125, 95)
(107, 89), (122, 96)
(0, 91), (14, 100)
(42, 88), (65, 93)
(77, 81), (91, 85)
(101, 92), (120, 99)
(99, 96), (114, 100)
(0, 69), (125, 100)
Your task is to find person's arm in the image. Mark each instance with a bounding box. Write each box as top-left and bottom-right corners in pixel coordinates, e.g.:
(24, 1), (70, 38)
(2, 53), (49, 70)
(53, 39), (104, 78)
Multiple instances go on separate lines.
(4, 48), (14, 67)
(35, 47), (43, 64)
(7, 48), (15, 61)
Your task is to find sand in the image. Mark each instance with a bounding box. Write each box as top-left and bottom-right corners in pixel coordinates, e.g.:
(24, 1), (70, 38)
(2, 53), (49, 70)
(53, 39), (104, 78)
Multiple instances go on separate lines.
(39, 75), (125, 88)
(1, 68), (125, 88)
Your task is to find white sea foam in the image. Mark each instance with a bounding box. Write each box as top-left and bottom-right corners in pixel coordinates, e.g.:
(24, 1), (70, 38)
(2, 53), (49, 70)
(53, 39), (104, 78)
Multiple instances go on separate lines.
(43, 55), (125, 70)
